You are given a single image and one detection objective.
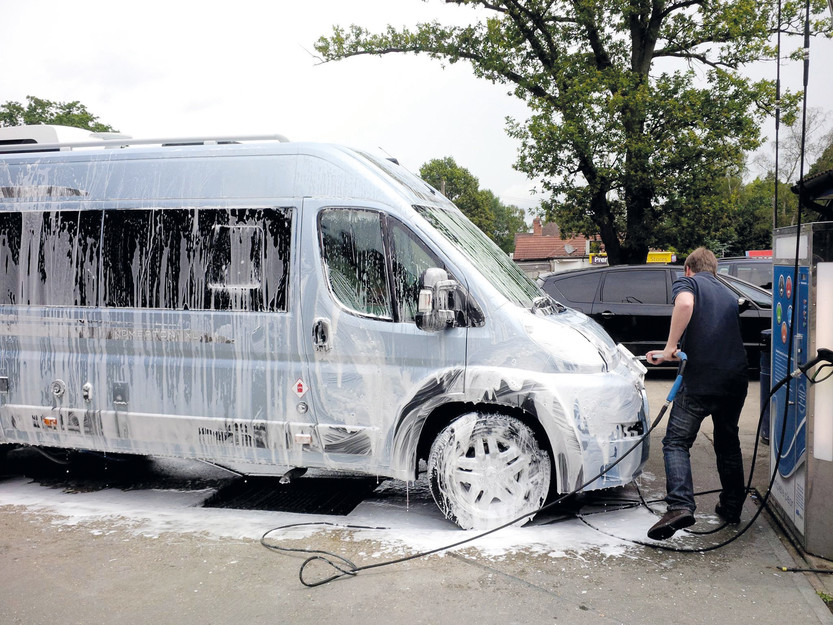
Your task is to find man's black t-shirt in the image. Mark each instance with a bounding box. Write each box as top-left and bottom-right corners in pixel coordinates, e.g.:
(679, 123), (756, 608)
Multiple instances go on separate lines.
(672, 273), (748, 397)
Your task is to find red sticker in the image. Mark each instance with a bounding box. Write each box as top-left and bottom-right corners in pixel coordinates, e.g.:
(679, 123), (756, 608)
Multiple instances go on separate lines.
(294, 378), (307, 398)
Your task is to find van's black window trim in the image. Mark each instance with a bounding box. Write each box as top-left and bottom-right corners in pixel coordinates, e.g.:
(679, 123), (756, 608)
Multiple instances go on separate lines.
(0, 206), (293, 312)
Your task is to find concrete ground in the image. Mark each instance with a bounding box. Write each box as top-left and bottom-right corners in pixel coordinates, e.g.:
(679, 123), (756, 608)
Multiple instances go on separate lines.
(1, 376), (833, 625)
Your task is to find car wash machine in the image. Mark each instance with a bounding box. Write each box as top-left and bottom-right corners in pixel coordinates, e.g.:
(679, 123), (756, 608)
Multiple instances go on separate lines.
(769, 219), (833, 560)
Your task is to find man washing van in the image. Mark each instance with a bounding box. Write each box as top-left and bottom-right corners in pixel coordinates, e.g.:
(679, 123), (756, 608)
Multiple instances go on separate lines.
(645, 247), (749, 540)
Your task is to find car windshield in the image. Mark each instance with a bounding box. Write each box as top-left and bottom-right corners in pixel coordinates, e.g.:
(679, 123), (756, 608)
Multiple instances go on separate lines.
(720, 274), (772, 308)
(717, 259), (773, 290)
(416, 205), (541, 307)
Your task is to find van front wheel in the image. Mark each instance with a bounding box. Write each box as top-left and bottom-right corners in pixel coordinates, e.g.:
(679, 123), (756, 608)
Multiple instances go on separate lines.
(428, 412), (551, 530)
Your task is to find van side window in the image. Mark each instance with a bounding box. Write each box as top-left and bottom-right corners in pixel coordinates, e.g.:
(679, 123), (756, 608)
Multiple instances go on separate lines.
(102, 210), (153, 308)
(102, 208), (291, 312)
(209, 225), (263, 288)
(389, 219), (443, 322)
(319, 209), (393, 319)
(205, 221), (265, 311)
(1, 207), (291, 312)
(23, 210), (102, 307)
(0, 213), (21, 305)
(203, 209), (291, 312)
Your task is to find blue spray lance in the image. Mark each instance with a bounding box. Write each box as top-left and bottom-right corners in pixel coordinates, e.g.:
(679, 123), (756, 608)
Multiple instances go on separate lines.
(661, 351), (688, 411)
(635, 351), (687, 429)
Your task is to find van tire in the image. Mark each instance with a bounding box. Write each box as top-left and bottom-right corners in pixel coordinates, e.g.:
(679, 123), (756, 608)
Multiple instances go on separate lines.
(428, 412), (551, 530)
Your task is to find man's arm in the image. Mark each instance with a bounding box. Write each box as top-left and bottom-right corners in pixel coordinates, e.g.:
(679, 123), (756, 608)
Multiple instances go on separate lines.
(646, 291), (694, 364)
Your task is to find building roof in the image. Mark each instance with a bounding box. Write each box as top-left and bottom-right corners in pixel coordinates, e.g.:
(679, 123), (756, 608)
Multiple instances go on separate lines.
(792, 167), (833, 201)
(513, 218), (598, 261)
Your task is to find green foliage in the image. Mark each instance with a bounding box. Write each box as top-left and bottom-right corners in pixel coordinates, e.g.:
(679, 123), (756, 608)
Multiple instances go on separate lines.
(667, 170), (830, 257)
(734, 177), (780, 250)
(419, 157), (527, 253)
(0, 96), (117, 132)
(656, 173), (743, 255)
(316, 1), (832, 264)
(420, 156), (495, 232)
(809, 137), (833, 176)
(486, 189), (528, 254)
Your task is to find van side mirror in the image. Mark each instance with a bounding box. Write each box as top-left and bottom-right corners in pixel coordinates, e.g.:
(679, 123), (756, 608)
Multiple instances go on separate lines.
(738, 297), (752, 312)
(415, 267), (460, 332)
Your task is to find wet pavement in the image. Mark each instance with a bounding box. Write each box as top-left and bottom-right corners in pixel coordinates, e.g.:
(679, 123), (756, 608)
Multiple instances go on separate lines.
(1, 377), (832, 625)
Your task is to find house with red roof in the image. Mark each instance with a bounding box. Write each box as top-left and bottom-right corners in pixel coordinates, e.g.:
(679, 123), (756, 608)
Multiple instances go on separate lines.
(512, 217), (603, 278)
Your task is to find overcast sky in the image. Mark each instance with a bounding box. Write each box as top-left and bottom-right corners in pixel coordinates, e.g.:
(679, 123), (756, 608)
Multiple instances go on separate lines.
(3, 0), (831, 214)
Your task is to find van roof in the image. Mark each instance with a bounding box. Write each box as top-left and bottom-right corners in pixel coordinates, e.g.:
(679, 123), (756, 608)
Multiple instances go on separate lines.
(0, 129), (451, 210)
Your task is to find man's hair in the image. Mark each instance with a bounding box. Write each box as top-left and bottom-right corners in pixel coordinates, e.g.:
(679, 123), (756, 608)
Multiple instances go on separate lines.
(684, 247), (718, 275)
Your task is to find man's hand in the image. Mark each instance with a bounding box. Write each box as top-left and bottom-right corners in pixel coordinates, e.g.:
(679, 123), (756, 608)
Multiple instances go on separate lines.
(645, 348), (680, 365)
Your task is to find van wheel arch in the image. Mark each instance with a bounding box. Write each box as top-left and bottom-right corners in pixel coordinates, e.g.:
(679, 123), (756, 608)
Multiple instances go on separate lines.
(416, 402), (554, 474)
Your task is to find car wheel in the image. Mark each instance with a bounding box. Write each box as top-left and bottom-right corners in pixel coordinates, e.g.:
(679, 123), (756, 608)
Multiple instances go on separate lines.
(428, 412), (551, 530)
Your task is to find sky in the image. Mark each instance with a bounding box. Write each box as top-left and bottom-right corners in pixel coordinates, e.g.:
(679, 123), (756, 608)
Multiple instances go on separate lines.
(2, 0), (832, 215)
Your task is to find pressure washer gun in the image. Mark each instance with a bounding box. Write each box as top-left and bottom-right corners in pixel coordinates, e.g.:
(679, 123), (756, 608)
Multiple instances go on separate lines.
(635, 350), (688, 427)
(796, 348), (833, 376)
(769, 348), (833, 396)
(650, 351), (687, 427)
(637, 351), (688, 400)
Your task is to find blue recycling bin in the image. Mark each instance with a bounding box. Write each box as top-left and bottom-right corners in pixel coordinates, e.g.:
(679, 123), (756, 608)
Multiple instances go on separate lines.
(759, 329), (772, 444)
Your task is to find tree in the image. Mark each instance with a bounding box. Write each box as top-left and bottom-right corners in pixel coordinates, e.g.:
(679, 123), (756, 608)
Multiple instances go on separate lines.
(0, 96), (117, 132)
(809, 135), (833, 176)
(734, 177), (784, 250)
(485, 189), (528, 254)
(655, 170), (743, 255)
(753, 107), (832, 184)
(418, 157), (528, 252)
(419, 156), (496, 235)
(315, 1), (831, 264)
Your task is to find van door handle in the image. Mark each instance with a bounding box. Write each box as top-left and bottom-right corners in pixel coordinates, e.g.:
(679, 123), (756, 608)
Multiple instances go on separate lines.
(600, 311), (615, 318)
(312, 318), (332, 352)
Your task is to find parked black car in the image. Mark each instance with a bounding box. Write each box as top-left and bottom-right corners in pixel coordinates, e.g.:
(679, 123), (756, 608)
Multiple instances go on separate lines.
(717, 257), (772, 290)
(537, 265), (772, 370)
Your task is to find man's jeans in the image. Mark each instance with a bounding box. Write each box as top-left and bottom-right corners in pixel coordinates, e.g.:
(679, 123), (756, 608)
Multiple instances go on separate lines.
(662, 389), (747, 513)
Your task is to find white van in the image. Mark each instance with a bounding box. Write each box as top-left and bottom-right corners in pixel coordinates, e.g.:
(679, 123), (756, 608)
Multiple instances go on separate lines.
(0, 126), (649, 529)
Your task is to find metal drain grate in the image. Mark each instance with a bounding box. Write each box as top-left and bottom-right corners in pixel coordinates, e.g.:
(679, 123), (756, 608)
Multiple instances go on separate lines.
(203, 476), (382, 515)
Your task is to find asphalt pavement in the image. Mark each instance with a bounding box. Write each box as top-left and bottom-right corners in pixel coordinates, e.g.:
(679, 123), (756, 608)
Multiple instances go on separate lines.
(1, 376), (833, 625)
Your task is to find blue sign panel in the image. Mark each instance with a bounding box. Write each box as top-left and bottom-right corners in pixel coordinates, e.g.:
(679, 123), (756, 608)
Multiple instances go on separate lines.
(771, 265), (809, 478)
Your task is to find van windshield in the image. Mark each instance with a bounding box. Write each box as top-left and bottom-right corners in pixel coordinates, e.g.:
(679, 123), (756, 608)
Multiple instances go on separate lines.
(416, 205), (540, 307)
